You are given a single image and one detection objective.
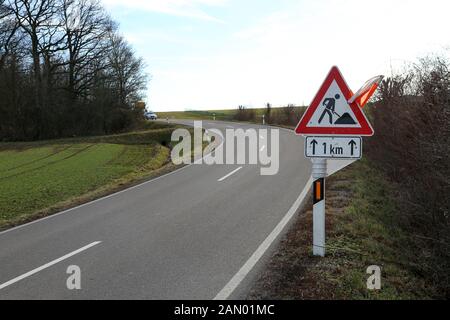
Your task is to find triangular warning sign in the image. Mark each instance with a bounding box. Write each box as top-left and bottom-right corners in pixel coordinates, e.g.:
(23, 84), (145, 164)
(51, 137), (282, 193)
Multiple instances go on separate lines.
(295, 66), (374, 136)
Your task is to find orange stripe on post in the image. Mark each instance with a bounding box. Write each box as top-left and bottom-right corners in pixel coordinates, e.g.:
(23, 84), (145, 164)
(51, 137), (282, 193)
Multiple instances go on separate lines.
(313, 178), (325, 205)
(315, 180), (322, 201)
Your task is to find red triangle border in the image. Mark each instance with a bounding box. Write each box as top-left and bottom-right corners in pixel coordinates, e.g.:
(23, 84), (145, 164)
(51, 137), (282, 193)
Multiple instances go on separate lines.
(295, 66), (374, 136)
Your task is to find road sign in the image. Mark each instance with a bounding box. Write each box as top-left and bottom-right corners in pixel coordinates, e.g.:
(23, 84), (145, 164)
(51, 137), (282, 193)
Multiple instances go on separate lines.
(295, 66), (374, 136)
(305, 136), (362, 159)
(349, 75), (384, 108)
(299, 66), (383, 258)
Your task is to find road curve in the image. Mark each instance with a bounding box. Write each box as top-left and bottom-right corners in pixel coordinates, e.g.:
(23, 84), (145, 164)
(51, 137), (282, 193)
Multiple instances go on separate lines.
(0, 120), (310, 300)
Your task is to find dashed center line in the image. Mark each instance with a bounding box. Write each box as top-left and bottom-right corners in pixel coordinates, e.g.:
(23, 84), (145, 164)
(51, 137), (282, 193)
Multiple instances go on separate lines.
(0, 241), (102, 291)
(218, 167), (243, 182)
(260, 145), (266, 152)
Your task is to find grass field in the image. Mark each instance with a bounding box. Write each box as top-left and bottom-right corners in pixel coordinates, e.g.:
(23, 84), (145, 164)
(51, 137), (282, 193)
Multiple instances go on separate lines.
(0, 124), (180, 229)
(157, 108), (267, 121)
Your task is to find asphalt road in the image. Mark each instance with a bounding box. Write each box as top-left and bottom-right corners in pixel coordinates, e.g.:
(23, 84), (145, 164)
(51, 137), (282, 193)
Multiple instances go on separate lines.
(0, 120), (311, 300)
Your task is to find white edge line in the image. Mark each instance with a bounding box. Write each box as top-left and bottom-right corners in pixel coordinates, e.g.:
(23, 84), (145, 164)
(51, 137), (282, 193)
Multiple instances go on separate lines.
(217, 167), (243, 182)
(214, 176), (313, 300)
(0, 241), (101, 290)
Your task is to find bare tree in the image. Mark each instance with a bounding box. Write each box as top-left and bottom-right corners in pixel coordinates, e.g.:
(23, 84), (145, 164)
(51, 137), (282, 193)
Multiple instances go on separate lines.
(0, 0), (149, 140)
(107, 32), (147, 107)
(5, 0), (65, 137)
(0, 0), (19, 70)
(61, 0), (111, 100)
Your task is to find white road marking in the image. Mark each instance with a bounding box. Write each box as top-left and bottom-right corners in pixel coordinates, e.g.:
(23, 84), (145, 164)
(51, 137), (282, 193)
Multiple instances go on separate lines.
(217, 167), (243, 182)
(260, 135), (265, 139)
(260, 145), (266, 152)
(226, 125), (235, 129)
(214, 177), (313, 300)
(0, 241), (101, 290)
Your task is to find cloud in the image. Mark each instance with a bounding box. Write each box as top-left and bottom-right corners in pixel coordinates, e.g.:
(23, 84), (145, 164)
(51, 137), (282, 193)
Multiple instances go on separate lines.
(149, 0), (450, 111)
(102, 0), (227, 22)
(107, 0), (450, 111)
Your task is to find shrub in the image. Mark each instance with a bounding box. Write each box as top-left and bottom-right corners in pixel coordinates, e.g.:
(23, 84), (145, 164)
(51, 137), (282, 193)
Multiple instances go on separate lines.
(367, 55), (450, 297)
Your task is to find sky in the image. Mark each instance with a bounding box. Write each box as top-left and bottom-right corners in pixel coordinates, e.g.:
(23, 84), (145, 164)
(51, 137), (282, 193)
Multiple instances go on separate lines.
(102, 0), (450, 112)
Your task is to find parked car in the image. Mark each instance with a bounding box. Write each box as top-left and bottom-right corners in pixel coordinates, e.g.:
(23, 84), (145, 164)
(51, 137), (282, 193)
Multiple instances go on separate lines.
(144, 111), (158, 120)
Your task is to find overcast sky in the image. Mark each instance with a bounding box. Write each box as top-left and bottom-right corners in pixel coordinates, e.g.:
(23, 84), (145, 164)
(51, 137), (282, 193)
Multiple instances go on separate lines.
(102, 0), (450, 112)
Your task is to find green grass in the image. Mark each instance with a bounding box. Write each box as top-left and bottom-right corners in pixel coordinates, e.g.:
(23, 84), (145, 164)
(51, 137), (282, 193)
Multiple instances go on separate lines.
(324, 159), (435, 299)
(0, 121), (207, 230)
(0, 143), (169, 228)
(247, 157), (440, 300)
(0, 123), (179, 151)
(0, 124), (184, 229)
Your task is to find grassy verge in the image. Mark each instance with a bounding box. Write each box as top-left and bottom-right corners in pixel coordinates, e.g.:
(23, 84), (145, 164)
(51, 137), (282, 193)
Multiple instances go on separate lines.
(0, 122), (179, 151)
(247, 159), (440, 300)
(0, 123), (189, 230)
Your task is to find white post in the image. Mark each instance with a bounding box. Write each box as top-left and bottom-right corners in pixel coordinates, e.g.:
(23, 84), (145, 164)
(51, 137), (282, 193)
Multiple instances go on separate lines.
(213, 114), (216, 121)
(312, 158), (327, 257)
(262, 114), (265, 125)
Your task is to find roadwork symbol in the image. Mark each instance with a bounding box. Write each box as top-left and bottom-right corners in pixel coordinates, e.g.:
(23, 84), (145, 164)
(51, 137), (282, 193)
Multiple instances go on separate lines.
(295, 66), (374, 136)
(318, 93), (357, 125)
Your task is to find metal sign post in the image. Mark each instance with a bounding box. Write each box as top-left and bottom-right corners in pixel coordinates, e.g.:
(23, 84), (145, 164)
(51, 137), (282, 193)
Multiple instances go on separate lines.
(312, 159), (327, 257)
(295, 66), (383, 257)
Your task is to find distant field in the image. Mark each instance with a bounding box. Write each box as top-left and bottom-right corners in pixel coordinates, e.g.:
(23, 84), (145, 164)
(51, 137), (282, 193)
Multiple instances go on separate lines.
(157, 108), (268, 121)
(157, 107), (306, 128)
(0, 124), (181, 229)
(157, 110), (237, 121)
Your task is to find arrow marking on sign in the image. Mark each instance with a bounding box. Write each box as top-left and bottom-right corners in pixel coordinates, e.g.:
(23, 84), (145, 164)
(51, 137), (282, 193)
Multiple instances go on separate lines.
(348, 140), (357, 156)
(310, 139), (318, 155)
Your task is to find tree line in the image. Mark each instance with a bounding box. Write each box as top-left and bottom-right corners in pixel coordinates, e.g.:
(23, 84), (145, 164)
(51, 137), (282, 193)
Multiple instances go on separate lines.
(0, 0), (147, 141)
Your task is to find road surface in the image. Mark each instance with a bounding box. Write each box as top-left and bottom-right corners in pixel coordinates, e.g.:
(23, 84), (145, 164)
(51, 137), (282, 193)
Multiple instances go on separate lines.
(0, 120), (310, 300)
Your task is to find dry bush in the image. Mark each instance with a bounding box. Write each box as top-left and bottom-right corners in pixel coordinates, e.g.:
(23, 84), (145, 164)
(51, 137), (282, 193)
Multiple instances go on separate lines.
(269, 104), (303, 127)
(367, 56), (450, 297)
(234, 105), (256, 122)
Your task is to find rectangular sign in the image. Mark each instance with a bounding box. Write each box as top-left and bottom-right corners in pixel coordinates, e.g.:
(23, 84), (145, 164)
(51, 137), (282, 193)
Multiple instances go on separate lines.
(305, 136), (362, 159)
